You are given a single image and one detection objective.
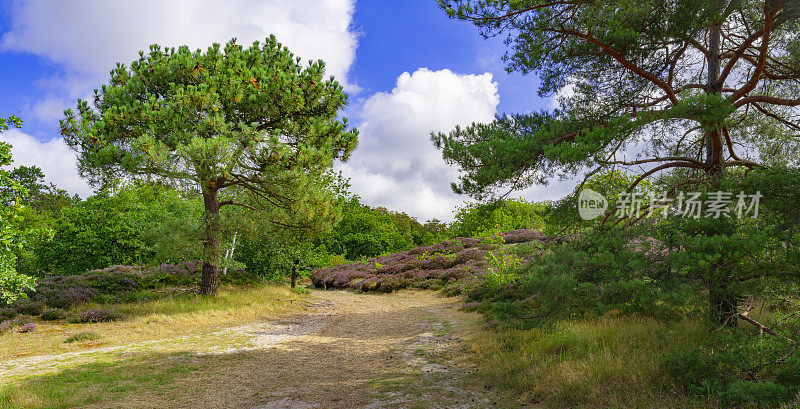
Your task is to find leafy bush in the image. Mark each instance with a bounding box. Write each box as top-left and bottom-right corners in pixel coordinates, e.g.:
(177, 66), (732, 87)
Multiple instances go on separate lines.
(0, 133), (37, 302)
(40, 308), (67, 321)
(450, 199), (548, 239)
(35, 183), (202, 275)
(70, 309), (121, 323)
(466, 228), (701, 326)
(318, 198), (420, 260)
(17, 322), (35, 333)
(64, 331), (101, 343)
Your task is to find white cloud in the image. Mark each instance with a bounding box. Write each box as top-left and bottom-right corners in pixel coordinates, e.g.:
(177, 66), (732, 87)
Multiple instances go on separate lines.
(30, 94), (71, 122)
(549, 82), (576, 110)
(0, 0), (358, 200)
(1, 129), (93, 198)
(341, 68), (499, 222)
(2, 0), (359, 97)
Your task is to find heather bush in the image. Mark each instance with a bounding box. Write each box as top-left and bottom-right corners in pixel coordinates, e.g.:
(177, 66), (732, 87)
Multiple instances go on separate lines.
(64, 331), (101, 343)
(7, 261), (260, 314)
(11, 316), (32, 325)
(311, 230), (551, 293)
(10, 298), (44, 316)
(0, 320), (12, 334)
(0, 307), (17, 320)
(42, 286), (100, 309)
(138, 261), (201, 288)
(70, 309), (121, 323)
(40, 308), (67, 321)
(17, 322), (35, 333)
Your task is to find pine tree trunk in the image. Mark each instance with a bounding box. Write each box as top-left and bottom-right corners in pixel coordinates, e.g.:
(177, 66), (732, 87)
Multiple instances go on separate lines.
(710, 281), (738, 327)
(200, 187), (221, 296)
(705, 20), (725, 176)
(705, 18), (737, 326)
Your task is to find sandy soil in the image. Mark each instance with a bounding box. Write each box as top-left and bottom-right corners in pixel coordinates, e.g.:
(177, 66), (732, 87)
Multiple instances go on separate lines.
(5, 290), (508, 408)
(159, 290), (500, 409)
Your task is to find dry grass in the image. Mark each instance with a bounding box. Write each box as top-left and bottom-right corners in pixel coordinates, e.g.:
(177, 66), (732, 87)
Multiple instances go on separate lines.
(0, 284), (304, 360)
(469, 315), (720, 408)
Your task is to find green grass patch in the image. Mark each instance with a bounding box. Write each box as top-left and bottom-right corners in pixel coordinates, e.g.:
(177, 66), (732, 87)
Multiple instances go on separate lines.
(470, 316), (721, 408)
(63, 331), (101, 344)
(0, 354), (197, 408)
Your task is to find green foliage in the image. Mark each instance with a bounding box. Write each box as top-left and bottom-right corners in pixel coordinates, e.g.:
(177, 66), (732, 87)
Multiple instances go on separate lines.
(61, 36), (358, 294)
(435, 0), (800, 199)
(0, 117), (36, 302)
(450, 198), (547, 238)
(7, 166), (79, 212)
(37, 183), (202, 275)
(468, 228), (699, 325)
(61, 36), (357, 190)
(63, 331), (101, 343)
(235, 193), (451, 283)
(479, 248), (523, 297)
(321, 197), (417, 260)
(6, 165), (80, 276)
(664, 328), (800, 407)
(40, 308), (67, 321)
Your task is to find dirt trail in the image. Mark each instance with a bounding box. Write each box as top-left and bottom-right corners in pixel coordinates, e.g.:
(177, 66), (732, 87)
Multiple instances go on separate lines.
(4, 290), (507, 408)
(168, 290), (500, 409)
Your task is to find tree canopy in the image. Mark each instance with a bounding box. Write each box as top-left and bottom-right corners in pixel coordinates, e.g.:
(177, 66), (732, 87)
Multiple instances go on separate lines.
(61, 36), (358, 294)
(434, 0), (800, 199)
(0, 116), (36, 301)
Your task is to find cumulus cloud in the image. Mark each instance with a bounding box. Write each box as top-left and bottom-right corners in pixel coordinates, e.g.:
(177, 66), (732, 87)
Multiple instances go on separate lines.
(2, 0), (360, 99)
(341, 68), (499, 221)
(1, 129), (93, 198)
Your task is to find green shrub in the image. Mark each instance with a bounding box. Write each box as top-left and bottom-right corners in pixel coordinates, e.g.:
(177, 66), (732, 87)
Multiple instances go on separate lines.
(467, 228), (699, 326)
(450, 198), (547, 238)
(664, 330), (800, 407)
(37, 183), (202, 275)
(64, 331), (101, 343)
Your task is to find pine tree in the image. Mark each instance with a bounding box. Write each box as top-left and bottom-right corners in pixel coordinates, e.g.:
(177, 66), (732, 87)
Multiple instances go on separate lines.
(61, 37), (358, 295)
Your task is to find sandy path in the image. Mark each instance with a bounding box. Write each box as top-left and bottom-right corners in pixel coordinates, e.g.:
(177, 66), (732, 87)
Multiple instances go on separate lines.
(27, 289), (502, 408)
(163, 290), (495, 409)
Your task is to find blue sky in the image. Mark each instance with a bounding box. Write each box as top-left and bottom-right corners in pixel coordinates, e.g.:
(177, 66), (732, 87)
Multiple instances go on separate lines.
(0, 0), (568, 221)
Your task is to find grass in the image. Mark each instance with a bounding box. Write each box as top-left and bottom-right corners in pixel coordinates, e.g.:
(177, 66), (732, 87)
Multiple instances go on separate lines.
(0, 352), (205, 408)
(0, 283), (307, 408)
(469, 314), (722, 408)
(0, 283), (304, 360)
(63, 331), (100, 343)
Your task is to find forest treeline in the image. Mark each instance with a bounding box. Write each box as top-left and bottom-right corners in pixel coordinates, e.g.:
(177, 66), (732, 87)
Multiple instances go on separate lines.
(3, 164), (548, 282)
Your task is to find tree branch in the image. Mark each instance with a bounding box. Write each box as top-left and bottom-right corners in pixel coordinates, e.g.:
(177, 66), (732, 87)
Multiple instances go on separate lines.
(218, 200), (256, 210)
